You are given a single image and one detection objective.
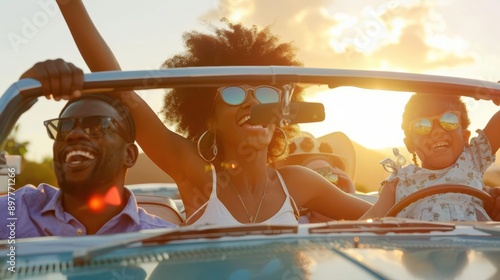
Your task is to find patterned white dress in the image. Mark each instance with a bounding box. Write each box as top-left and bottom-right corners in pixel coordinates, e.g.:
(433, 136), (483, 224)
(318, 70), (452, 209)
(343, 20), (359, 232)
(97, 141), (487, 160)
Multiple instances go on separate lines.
(388, 130), (495, 221)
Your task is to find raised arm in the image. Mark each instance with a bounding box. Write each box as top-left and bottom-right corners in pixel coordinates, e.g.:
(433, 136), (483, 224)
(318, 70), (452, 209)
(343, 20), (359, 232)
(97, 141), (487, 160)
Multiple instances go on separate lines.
(56, 0), (120, 71)
(483, 110), (500, 155)
(55, 0), (199, 184)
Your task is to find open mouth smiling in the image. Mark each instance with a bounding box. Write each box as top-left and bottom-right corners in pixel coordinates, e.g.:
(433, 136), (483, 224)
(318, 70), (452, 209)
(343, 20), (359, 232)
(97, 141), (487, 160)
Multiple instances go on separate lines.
(61, 146), (98, 169)
(430, 141), (450, 150)
(238, 115), (267, 129)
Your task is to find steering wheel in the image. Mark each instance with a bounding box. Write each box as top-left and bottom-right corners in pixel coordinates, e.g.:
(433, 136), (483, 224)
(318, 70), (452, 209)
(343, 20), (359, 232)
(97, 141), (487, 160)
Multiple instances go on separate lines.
(386, 184), (494, 217)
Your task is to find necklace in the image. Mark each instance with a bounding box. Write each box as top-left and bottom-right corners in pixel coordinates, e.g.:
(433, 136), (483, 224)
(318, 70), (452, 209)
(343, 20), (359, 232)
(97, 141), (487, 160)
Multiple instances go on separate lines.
(225, 171), (269, 223)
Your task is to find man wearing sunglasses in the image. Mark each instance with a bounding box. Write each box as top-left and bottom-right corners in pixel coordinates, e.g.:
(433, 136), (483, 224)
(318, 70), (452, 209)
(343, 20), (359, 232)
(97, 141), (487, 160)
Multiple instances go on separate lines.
(0, 62), (177, 239)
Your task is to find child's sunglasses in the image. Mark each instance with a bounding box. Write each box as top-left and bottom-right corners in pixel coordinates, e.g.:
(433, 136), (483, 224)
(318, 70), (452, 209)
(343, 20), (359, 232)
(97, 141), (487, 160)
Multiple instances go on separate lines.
(217, 85), (280, 106)
(43, 116), (129, 141)
(409, 111), (461, 136)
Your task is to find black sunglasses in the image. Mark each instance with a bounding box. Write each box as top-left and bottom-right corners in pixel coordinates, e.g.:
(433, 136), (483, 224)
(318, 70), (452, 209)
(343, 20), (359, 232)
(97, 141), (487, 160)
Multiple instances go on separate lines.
(43, 116), (130, 142)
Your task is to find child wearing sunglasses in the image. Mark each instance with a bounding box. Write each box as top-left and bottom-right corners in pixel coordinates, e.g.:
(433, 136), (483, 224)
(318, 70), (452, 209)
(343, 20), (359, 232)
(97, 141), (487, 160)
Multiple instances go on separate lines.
(382, 92), (500, 221)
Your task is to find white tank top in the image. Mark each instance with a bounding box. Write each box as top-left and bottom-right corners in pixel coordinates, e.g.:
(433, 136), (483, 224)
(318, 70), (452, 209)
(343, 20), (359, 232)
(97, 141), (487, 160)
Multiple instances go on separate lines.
(186, 164), (299, 226)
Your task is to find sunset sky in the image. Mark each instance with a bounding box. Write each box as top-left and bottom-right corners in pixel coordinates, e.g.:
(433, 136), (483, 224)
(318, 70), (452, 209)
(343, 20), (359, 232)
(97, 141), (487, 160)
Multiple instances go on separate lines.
(1, 0), (499, 162)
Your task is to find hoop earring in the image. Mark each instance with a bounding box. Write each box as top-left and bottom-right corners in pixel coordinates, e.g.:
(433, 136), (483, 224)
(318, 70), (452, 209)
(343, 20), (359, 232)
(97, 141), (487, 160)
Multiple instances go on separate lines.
(197, 130), (218, 162)
(268, 127), (288, 157)
(412, 152), (419, 167)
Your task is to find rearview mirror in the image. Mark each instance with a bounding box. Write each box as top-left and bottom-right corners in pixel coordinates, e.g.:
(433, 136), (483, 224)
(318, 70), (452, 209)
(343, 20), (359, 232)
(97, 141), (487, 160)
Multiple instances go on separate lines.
(250, 102), (325, 126)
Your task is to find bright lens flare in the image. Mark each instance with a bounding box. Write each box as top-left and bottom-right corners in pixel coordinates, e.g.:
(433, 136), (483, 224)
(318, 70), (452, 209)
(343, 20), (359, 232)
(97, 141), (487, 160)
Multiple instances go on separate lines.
(105, 186), (122, 206)
(88, 196), (104, 212)
(87, 186), (122, 212)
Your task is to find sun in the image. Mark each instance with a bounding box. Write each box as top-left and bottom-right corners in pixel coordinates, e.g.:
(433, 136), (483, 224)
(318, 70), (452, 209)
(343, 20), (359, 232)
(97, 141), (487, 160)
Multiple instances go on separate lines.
(299, 86), (413, 151)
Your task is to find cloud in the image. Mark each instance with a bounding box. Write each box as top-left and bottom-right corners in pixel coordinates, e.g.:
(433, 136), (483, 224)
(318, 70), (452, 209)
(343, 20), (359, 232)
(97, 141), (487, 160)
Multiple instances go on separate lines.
(203, 0), (476, 73)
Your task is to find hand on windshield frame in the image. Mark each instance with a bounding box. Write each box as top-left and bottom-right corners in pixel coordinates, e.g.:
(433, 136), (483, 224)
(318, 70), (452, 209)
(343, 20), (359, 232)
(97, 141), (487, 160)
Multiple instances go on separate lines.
(20, 58), (83, 101)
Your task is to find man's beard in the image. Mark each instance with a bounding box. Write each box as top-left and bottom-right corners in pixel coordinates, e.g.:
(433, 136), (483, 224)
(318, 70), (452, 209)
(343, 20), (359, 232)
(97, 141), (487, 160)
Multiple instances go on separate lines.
(55, 157), (122, 200)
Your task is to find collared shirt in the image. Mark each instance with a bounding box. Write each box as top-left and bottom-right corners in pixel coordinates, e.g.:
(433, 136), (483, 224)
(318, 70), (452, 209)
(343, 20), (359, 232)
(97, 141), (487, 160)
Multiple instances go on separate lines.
(0, 183), (177, 239)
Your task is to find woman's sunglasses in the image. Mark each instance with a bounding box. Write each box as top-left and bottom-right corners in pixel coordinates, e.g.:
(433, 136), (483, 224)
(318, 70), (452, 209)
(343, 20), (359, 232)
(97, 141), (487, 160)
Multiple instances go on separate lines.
(43, 116), (129, 141)
(217, 85), (280, 106)
(409, 111), (461, 136)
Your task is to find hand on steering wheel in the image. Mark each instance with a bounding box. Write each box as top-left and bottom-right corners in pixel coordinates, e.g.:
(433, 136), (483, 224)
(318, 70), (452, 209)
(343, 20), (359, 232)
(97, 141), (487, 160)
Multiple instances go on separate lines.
(385, 184), (494, 218)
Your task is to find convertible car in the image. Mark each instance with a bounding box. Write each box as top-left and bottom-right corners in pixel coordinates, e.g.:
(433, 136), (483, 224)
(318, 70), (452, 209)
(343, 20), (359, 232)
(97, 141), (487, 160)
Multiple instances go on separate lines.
(1, 66), (500, 279)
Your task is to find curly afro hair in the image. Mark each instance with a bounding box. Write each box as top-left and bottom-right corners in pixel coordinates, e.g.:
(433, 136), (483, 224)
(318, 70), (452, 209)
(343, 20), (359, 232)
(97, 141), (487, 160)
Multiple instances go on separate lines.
(402, 93), (470, 139)
(161, 20), (306, 165)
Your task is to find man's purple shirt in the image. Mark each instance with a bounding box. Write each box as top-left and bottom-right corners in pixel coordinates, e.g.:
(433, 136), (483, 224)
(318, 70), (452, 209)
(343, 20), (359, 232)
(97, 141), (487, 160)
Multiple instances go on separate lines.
(0, 184), (177, 239)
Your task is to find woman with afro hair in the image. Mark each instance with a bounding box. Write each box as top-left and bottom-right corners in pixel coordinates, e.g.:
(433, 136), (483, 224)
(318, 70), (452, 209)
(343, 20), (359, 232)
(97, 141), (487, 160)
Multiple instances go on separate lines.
(53, 0), (395, 225)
